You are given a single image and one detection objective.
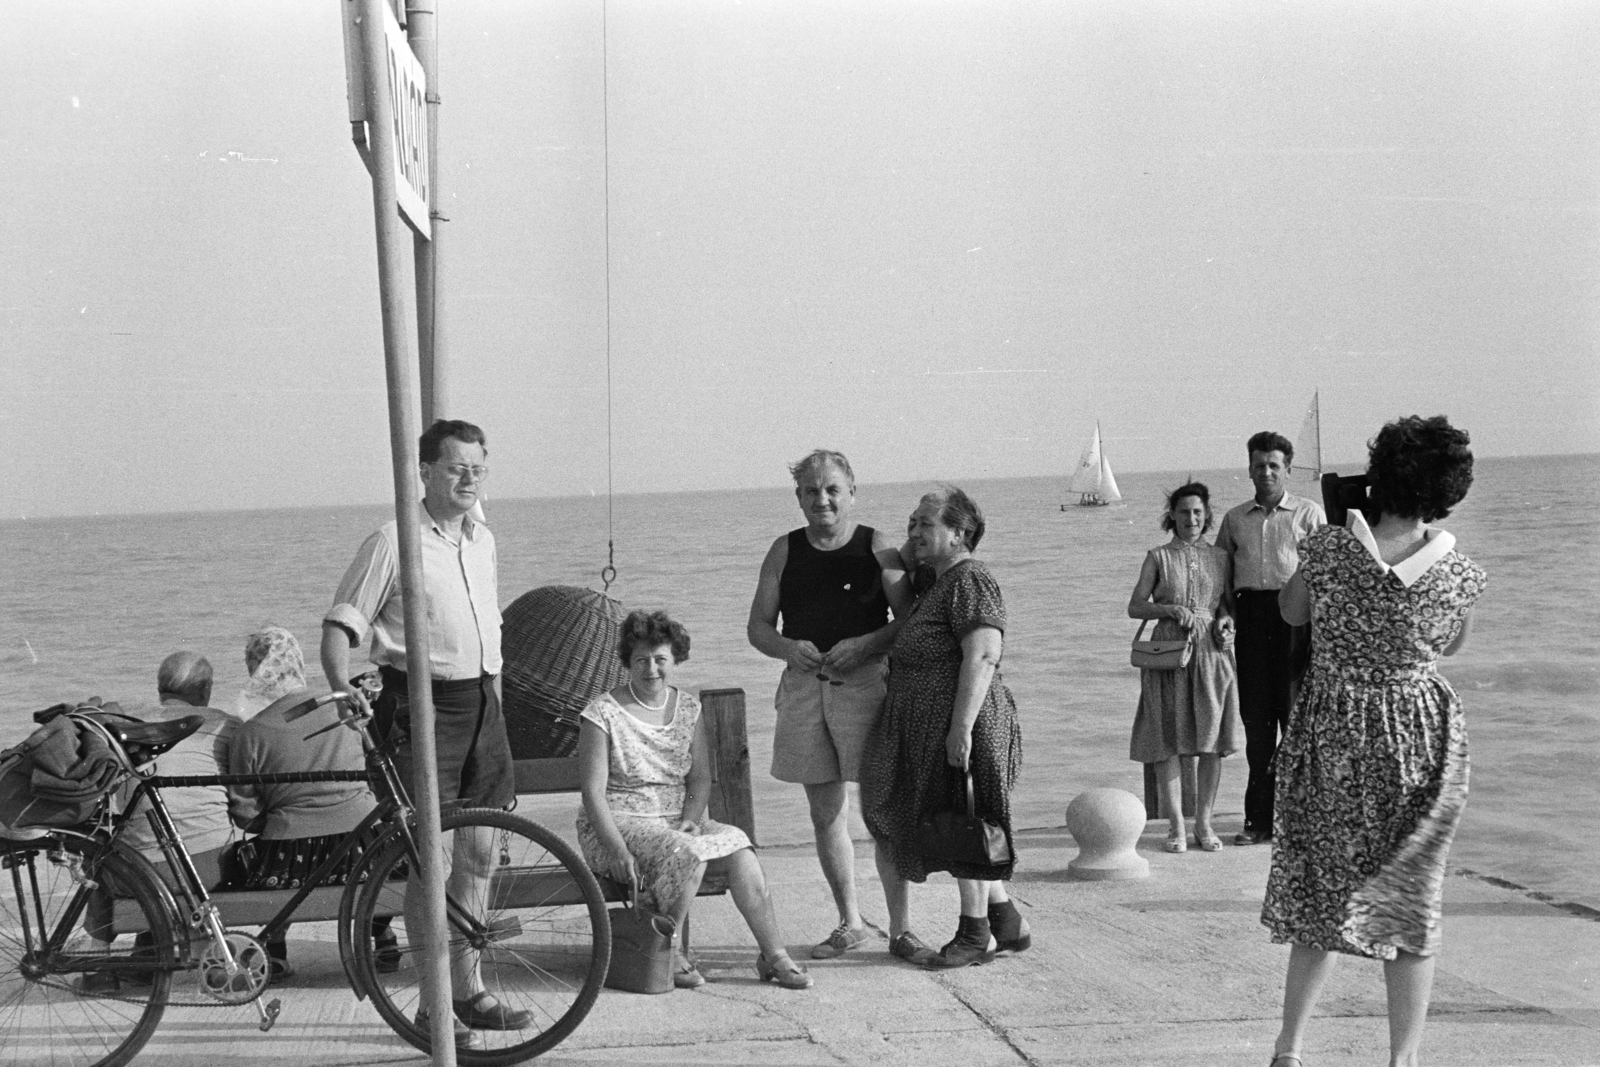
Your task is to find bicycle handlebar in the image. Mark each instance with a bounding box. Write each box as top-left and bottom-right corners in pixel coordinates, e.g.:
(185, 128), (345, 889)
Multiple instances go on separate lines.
(282, 691), (353, 723)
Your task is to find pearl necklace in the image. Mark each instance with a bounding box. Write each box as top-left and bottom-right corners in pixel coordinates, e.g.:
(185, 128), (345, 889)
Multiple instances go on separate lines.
(628, 680), (669, 713)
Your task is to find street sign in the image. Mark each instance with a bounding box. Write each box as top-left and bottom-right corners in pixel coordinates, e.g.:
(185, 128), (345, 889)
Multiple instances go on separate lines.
(382, 5), (430, 238)
(343, 0), (431, 239)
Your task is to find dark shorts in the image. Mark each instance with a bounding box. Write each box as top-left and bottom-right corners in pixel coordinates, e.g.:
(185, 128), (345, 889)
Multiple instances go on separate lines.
(377, 666), (515, 811)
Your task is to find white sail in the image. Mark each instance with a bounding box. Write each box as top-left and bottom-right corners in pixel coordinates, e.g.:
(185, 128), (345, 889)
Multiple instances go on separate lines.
(1098, 451), (1122, 502)
(1296, 391), (1322, 479)
(1067, 422), (1120, 504)
(1067, 424), (1106, 495)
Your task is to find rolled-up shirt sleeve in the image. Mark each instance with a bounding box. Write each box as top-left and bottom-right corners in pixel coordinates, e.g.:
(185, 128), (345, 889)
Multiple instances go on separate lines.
(326, 529), (397, 647)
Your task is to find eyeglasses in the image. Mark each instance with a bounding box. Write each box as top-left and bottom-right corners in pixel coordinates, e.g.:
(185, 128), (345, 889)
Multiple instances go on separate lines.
(433, 463), (489, 481)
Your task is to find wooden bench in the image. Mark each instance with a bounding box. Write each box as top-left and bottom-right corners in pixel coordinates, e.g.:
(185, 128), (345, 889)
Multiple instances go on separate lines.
(114, 688), (756, 934)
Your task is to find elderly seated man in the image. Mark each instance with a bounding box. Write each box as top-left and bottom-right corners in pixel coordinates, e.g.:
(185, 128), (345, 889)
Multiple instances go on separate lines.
(81, 651), (238, 993)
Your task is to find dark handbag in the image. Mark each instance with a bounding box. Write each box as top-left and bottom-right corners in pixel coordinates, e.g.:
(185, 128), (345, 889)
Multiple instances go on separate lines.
(914, 769), (1012, 868)
(1130, 618), (1193, 670)
(602, 887), (677, 995)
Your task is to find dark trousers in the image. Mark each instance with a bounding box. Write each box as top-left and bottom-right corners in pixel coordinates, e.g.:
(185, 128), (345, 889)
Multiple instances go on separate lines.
(1233, 590), (1308, 836)
(375, 666), (515, 810)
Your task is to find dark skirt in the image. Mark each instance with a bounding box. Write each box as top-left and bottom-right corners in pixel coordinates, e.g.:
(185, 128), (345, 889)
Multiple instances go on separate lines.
(222, 823), (399, 891)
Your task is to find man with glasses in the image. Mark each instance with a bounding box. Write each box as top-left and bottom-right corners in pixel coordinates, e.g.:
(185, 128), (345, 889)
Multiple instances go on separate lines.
(748, 449), (909, 960)
(321, 418), (520, 1049)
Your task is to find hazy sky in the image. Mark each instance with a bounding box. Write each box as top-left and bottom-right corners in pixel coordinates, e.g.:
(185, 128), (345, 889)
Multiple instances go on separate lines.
(3, 1), (1595, 520)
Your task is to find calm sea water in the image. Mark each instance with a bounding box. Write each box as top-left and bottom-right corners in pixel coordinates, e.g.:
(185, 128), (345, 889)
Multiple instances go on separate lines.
(2, 454), (1596, 909)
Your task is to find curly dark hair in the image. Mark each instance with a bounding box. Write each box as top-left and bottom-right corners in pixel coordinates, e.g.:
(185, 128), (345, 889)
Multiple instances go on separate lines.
(1160, 481), (1214, 534)
(1365, 415), (1474, 522)
(617, 609), (691, 665)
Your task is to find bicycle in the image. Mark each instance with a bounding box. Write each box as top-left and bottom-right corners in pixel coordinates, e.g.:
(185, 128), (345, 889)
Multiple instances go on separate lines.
(0, 684), (611, 1067)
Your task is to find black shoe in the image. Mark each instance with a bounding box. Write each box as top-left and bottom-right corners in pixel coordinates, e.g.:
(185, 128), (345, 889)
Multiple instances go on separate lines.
(373, 931), (402, 974)
(924, 916), (996, 970)
(416, 1008), (486, 1051)
(1234, 829), (1272, 846)
(888, 931), (937, 965)
(988, 900), (1032, 954)
(453, 990), (532, 1031)
(76, 971), (121, 995)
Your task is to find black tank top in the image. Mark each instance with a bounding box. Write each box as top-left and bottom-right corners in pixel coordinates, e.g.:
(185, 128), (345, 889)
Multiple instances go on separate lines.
(778, 525), (889, 653)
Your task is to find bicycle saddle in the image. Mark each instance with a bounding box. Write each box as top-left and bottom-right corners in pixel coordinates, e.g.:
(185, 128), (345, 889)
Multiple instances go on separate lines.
(95, 714), (204, 766)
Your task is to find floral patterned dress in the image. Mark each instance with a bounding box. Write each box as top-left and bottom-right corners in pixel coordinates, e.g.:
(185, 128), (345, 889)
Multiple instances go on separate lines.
(1262, 522), (1486, 959)
(1128, 537), (1241, 762)
(574, 690), (751, 911)
(860, 559), (1022, 882)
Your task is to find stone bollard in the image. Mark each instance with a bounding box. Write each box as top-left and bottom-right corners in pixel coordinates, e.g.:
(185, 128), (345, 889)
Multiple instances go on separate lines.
(1065, 788), (1150, 881)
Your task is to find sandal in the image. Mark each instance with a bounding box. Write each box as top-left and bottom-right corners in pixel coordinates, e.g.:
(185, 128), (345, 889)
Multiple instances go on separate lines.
(674, 949), (705, 989)
(1269, 1055), (1302, 1067)
(1164, 831), (1187, 853)
(1195, 830), (1223, 852)
(755, 951), (813, 989)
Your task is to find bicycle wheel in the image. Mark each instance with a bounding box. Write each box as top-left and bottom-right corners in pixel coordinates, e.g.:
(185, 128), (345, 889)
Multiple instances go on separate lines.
(351, 809), (609, 1067)
(0, 834), (176, 1067)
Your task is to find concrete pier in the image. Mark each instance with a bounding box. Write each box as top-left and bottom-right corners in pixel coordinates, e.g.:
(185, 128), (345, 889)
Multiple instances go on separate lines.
(112, 825), (1600, 1067)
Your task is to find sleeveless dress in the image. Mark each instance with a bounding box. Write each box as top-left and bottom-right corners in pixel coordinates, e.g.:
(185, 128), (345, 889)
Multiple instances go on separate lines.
(1129, 538), (1241, 761)
(574, 690), (751, 911)
(1262, 523), (1487, 959)
(860, 559), (1022, 882)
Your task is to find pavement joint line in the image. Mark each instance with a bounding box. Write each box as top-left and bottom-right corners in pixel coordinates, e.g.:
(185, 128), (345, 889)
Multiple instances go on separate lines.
(932, 976), (1041, 1066)
(1451, 867), (1600, 922)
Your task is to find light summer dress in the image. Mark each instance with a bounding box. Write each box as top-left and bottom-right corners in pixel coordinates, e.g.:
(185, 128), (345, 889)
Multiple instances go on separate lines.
(1261, 519), (1486, 959)
(574, 690), (751, 911)
(1128, 537), (1241, 762)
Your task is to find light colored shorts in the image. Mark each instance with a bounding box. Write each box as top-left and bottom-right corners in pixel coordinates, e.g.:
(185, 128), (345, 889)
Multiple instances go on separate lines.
(770, 657), (888, 785)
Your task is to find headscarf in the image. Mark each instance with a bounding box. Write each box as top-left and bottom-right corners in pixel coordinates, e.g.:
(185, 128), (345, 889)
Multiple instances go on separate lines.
(235, 626), (306, 720)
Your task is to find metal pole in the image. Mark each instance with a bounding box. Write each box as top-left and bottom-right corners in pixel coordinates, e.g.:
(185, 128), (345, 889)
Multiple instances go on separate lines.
(357, 2), (455, 1062)
(408, 0), (447, 424)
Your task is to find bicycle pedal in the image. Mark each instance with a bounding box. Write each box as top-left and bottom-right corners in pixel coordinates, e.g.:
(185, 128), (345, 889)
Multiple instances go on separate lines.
(257, 997), (282, 1033)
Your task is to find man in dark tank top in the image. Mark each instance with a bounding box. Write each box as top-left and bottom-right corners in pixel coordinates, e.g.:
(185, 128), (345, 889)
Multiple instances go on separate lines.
(748, 449), (910, 960)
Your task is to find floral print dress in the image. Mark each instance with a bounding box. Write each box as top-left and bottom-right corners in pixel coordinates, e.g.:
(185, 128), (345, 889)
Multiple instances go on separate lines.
(574, 690), (751, 911)
(860, 559), (1022, 882)
(1262, 521), (1486, 959)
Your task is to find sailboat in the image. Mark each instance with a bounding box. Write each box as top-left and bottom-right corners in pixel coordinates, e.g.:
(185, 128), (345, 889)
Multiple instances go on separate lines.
(1064, 422), (1122, 507)
(1295, 390), (1323, 481)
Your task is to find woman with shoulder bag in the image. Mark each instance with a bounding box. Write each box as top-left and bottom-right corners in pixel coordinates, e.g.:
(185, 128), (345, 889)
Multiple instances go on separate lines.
(860, 486), (1027, 969)
(1127, 482), (1241, 853)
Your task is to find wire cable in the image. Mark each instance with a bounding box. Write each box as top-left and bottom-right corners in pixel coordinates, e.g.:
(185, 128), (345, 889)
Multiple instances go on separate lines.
(600, 0), (617, 594)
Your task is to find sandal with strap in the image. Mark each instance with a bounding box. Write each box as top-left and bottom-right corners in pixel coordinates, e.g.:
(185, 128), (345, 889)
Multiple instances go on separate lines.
(755, 952), (813, 989)
(674, 949), (705, 989)
(1269, 1054), (1303, 1067)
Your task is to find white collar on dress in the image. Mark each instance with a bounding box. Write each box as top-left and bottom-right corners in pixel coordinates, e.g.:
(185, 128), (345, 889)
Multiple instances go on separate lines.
(1346, 511), (1455, 588)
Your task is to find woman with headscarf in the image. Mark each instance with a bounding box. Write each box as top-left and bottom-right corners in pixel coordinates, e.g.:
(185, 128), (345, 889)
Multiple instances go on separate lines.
(225, 627), (394, 981)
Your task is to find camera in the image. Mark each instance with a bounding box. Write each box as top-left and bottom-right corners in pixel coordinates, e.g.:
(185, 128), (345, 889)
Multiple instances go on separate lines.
(1320, 471), (1371, 528)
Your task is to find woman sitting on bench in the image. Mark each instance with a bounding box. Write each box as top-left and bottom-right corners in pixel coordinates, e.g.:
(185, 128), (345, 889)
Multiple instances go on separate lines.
(577, 610), (812, 990)
(224, 627), (395, 980)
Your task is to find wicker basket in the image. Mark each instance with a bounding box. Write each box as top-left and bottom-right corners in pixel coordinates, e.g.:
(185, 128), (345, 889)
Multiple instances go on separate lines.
(501, 585), (628, 759)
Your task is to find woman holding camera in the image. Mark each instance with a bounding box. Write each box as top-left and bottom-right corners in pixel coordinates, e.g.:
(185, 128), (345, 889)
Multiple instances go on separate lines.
(1262, 416), (1486, 1067)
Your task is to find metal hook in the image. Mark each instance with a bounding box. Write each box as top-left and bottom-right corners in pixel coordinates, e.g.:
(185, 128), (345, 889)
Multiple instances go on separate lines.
(600, 540), (617, 593)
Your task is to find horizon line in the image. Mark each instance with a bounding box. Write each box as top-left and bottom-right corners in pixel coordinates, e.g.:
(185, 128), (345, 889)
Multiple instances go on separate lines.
(3, 449), (1589, 525)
